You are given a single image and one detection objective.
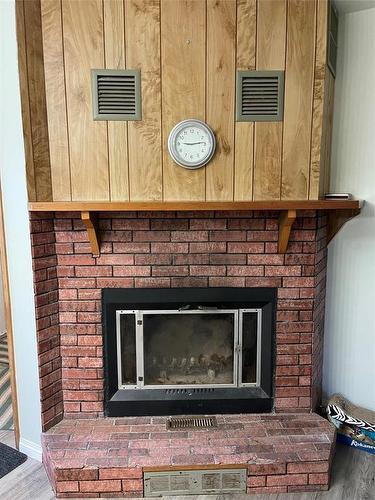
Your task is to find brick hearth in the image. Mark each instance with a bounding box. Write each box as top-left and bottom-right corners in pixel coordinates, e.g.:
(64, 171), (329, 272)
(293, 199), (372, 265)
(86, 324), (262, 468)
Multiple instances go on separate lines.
(30, 209), (331, 496)
(42, 413), (335, 497)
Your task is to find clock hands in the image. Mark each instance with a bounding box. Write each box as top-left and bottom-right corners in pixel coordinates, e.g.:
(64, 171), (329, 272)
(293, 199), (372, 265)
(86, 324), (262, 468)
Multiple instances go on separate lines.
(181, 142), (206, 145)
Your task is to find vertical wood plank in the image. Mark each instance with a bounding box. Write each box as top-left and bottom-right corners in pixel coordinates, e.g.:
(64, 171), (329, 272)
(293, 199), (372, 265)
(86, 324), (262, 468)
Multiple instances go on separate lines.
(126, 0), (162, 201)
(253, 0), (286, 200)
(15, 0), (37, 202)
(103, 0), (129, 201)
(161, 0), (206, 201)
(206, 0), (236, 201)
(281, 0), (316, 200)
(321, 69), (335, 195)
(23, 0), (52, 201)
(62, 0), (109, 201)
(234, 0), (256, 201)
(309, 0), (328, 199)
(319, 72), (330, 198)
(41, 0), (71, 201)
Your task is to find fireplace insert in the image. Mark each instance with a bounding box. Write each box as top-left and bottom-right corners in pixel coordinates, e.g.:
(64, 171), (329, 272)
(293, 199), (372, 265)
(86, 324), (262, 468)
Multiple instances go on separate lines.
(103, 288), (276, 416)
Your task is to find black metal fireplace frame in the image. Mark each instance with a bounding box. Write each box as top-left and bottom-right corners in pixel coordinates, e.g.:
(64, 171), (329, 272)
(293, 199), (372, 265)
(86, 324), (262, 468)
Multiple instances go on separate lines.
(103, 288), (276, 417)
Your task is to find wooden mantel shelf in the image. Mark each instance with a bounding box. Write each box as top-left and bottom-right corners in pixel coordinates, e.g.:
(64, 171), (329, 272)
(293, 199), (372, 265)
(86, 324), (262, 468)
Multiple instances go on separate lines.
(28, 200), (363, 212)
(28, 200), (363, 256)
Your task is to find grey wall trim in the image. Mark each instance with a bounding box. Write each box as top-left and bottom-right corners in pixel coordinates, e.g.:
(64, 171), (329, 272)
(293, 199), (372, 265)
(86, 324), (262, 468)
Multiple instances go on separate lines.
(328, 1), (339, 77)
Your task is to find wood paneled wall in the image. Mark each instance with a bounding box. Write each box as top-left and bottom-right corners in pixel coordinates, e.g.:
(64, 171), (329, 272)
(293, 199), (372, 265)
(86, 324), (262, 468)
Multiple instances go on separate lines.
(17, 0), (334, 203)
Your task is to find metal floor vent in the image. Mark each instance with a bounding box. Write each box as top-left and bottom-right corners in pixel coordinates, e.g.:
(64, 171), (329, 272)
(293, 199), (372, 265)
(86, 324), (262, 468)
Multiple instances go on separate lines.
(165, 388), (215, 395)
(144, 469), (247, 496)
(167, 416), (217, 430)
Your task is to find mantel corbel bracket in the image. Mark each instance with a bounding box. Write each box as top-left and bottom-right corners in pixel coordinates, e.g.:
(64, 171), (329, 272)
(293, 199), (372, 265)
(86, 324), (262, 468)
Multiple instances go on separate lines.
(278, 209), (297, 254)
(327, 208), (361, 244)
(81, 211), (100, 257)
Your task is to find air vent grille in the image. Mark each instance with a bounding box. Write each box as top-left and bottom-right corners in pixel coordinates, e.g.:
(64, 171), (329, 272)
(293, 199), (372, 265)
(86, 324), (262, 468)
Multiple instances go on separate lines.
(165, 388), (215, 395)
(167, 416), (217, 430)
(144, 469), (247, 496)
(91, 69), (141, 121)
(236, 70), (284, 122)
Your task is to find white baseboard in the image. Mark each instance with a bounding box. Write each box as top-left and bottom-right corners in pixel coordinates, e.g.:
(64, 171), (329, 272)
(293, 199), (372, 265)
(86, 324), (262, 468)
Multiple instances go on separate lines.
(19, 437), (42, 462)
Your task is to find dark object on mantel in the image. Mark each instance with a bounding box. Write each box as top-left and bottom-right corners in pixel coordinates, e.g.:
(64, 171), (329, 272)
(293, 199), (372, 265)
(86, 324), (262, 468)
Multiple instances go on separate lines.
(325, 193), (353, 200)
(103, 288), (276, 417)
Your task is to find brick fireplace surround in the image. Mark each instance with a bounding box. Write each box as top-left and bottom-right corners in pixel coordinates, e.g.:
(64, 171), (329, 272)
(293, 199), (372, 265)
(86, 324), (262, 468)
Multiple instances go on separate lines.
(30, 209), (335, 497)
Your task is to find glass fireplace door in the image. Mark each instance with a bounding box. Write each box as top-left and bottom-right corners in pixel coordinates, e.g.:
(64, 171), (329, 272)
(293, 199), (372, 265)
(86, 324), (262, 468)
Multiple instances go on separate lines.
(142, 310), (237, 388)
(116, 308), (261, 390)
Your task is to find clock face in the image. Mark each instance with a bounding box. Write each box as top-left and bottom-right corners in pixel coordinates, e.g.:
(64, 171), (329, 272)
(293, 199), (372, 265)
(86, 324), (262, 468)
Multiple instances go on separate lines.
(168, 119), (216, 169)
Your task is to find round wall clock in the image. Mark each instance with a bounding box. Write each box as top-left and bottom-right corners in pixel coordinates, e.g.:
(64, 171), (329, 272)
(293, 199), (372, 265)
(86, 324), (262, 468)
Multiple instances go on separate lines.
(168, 119), (216, 169)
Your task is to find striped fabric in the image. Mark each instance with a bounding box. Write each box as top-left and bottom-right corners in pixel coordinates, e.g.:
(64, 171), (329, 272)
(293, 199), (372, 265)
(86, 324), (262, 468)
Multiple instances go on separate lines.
(0, 333), (8, 365)
(0, 335), (13, 430)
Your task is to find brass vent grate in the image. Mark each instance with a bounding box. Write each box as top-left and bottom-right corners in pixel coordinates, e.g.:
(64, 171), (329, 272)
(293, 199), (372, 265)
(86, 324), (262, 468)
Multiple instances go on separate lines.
(167, 416), (217, 430)
(91, 69), (141, 121)
(236, 70), (284, 122)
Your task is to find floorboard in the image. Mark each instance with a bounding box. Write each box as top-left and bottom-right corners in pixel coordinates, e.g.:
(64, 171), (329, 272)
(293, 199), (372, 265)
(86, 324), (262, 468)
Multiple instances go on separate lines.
(0, 431), (373, 500)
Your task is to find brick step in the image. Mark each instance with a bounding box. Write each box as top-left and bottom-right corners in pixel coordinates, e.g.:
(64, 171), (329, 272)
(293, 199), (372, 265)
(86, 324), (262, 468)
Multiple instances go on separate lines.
(42, 412), (336, 498)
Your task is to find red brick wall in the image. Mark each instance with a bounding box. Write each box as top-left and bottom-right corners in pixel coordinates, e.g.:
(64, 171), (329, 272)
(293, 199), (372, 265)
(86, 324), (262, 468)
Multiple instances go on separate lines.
(30, 212), (63, 430)
(311, 215), (328, 410)
(30, 210), (328, 429)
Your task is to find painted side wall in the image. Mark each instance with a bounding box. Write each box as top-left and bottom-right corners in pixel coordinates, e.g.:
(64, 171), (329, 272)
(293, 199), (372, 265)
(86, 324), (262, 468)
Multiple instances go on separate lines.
(323, 6), (375, 411)
(0, 0), (42, 458)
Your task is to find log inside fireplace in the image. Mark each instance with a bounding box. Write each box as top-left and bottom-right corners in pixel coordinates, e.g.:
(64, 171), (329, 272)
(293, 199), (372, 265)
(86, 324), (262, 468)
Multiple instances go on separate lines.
(103, 288), (275, 416)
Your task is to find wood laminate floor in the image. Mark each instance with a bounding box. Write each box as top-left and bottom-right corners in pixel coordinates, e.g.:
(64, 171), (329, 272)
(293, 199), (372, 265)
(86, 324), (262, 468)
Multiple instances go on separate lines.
(0, 430), (374, 500)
